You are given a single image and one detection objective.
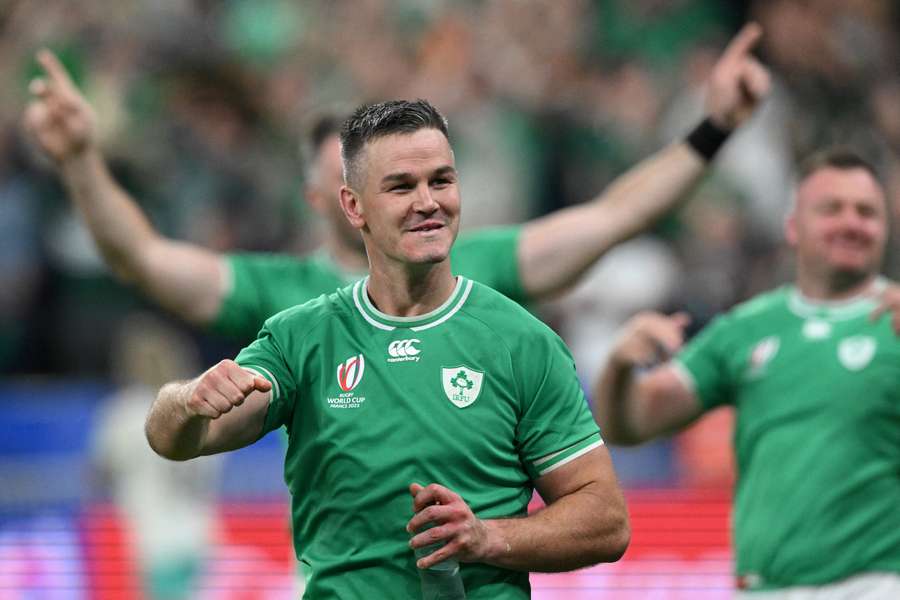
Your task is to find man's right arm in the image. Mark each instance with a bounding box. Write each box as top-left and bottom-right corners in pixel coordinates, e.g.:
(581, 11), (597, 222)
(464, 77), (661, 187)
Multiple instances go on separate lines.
(592, 312), (704, 445)
(146, 359), (272, 460)
(24, 50), (227, 326)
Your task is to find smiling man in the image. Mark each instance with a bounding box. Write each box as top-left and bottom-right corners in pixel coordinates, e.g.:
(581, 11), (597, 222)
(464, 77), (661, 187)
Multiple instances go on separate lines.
(146, 100), (630, 599)
(593, 148), (900, 598)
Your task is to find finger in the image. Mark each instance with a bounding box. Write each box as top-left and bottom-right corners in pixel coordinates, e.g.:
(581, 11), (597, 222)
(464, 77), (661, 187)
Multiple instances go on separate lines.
(416, 540), (459, 569)
(28, 78), (50, 98)
(407, 504), (452, 534)
(227, 366), (260, 396)
(412, 484), (457, 513)
(656, 327), (684, 356)
(23, 103), (48, 134)
(720, 22), (763, 65)
(893, 312), (900, 336)
(253, 376), (272, 392)
(409, 523), (446, 549)
(191, 398), (221, 419)
(37, 49), (78, 94)
(200, 385), (238, 414)
(741, 60), (771, 101)
(409, 482), (425, 499)
(670, 311), (691, 329)
(869, 301), (888, 323)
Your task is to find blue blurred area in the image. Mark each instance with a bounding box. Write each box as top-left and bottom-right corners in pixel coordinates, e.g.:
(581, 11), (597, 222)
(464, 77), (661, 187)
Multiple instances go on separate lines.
(0, 382), (287, 517)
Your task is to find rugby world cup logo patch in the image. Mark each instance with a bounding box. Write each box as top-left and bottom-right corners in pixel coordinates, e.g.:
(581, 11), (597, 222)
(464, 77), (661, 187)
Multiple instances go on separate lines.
(337, 354), (365, 392)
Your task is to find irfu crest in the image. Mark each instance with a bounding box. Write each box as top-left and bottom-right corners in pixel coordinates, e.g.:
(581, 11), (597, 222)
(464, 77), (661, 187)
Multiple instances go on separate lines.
(838, 336), (876, 371)
(441, 366), (484, 408)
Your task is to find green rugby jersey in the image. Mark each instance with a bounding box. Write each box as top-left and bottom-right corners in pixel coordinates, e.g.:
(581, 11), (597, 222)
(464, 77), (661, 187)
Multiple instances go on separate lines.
(212, 226), (525, 340)
(235, 276), (602, 599)
(674, 280), (900, 590)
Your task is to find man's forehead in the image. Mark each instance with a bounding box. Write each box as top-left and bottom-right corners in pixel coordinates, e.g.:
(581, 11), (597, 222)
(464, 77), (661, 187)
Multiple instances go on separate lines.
(798, 167), (885, 206)
(365, 129), (453, 169)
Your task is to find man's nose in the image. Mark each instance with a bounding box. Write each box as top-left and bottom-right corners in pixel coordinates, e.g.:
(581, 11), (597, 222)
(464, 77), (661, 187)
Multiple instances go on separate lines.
(412, 183), (439, 212)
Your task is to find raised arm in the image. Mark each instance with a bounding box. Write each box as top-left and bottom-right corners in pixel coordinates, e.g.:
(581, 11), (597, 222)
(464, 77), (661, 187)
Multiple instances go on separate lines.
(592, 312), (703, 445)
(23, 50), (228, 326)
(518, 23), (770, 300)
(145, 359), (272, 461)
(407, 446), (629, 572)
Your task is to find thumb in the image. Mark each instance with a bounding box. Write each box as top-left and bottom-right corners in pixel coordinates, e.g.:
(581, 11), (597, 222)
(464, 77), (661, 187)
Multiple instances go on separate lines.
(671, 311), (692, 329)
(253, 376), (272, 392)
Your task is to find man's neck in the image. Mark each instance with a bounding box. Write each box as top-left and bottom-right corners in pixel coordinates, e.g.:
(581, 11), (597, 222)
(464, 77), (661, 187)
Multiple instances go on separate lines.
(366, 260), (457, 317)
(322, 235), (370, 273)
(795, 270), (879, 302)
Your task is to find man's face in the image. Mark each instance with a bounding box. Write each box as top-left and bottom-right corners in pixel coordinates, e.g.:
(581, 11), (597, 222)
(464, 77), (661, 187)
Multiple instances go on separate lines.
(340, 128), (460, 267)
(306, 134), (366, 252)
(786, 166), (888, 284)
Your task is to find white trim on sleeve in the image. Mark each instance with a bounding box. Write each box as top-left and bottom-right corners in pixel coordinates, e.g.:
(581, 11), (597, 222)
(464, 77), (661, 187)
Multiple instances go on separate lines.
(670, 359), (697, 396)
(536, 439), (605, 477)
(241, 365), (281, 402)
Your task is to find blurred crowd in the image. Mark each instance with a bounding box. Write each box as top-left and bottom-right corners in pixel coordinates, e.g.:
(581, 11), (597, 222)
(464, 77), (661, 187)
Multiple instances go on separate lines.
(0, 0), (898, 381)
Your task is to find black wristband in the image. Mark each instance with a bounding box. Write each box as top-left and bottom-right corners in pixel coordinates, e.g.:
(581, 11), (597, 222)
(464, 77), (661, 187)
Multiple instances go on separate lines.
(685, 118), (731, 161)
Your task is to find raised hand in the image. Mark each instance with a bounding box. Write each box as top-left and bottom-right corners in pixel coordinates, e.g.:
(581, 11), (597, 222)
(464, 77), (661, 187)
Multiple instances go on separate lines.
(609, 311), (691, 369)
(706, 23), (771, 130)
(23, 49), (97, 163)
(187, 360), (272, 420)
(870, 283), (900, 335)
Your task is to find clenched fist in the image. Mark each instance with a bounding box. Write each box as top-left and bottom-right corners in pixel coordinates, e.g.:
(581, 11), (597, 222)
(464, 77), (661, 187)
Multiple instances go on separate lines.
(187, 360), (272, 419)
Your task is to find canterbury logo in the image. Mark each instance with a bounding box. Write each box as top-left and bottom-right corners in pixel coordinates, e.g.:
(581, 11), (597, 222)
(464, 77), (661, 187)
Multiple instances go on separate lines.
(387, 339), (421, 362)
(337, 354), (365, 392)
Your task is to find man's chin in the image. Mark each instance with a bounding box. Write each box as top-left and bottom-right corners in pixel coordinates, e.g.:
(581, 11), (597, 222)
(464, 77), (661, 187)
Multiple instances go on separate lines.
(407, 251), (450, 265)
(827, 264), (878, 290)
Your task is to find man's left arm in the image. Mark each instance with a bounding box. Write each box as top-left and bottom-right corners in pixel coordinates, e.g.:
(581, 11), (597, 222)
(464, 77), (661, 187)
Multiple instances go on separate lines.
(408, 446), (629, 572)
(517, 23), (770, 300)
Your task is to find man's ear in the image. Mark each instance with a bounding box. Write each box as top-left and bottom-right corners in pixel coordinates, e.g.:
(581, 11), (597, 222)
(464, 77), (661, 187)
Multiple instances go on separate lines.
(339, 186), (366, 230)
(784, 211), (798, 247)
(305, 184), (326, 216)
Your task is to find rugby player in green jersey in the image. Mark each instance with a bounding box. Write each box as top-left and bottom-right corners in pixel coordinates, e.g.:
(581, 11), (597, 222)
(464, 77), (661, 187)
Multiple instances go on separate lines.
(24, 25), (770, 341)
(594, 149), (900, 598)
(146, 99), (630, 598)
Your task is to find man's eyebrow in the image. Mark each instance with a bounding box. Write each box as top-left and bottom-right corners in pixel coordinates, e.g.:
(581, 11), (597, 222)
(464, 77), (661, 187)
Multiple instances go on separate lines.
(380, 165), (457, 185)
(380, 171), (414, 185)
(432, 166), (457, 178)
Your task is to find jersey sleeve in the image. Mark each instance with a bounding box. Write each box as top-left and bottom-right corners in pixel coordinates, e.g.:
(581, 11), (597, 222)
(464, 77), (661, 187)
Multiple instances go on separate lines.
(209, 254), (274, 341)
(234, 317), (299, 435)
(673, 314), (736, 410)
(451, 226), (527, 304)
(515, 329), (603, 479)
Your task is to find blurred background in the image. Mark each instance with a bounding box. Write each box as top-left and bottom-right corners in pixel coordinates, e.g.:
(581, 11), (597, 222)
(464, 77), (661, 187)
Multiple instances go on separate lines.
(1, 0), (898, 598)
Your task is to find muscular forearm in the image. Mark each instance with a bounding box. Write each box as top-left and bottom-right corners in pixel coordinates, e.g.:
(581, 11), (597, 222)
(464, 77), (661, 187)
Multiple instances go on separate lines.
(58, 150), (226, 324)
(145, 379), (209, 461)
(593, 359), (644, 446)
(480, 482), (629, 572)
(519, 142), (707, 299)
(59, 149), (161, 281)
(592, 142), (706, 247)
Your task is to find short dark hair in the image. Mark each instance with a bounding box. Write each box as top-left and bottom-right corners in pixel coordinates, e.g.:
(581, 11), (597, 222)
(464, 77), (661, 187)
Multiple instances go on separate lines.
(798, 147), (882, 185)
(340, 99), (450, 189)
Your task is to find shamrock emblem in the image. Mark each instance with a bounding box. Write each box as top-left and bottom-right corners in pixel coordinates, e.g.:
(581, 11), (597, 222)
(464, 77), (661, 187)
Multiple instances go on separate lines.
(451, 370), (474, 391)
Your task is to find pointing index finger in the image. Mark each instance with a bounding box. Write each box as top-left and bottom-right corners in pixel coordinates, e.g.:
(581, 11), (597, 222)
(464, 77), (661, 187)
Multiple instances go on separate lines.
(721, 22), (763, 65)
(36, 49), (78, 93)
